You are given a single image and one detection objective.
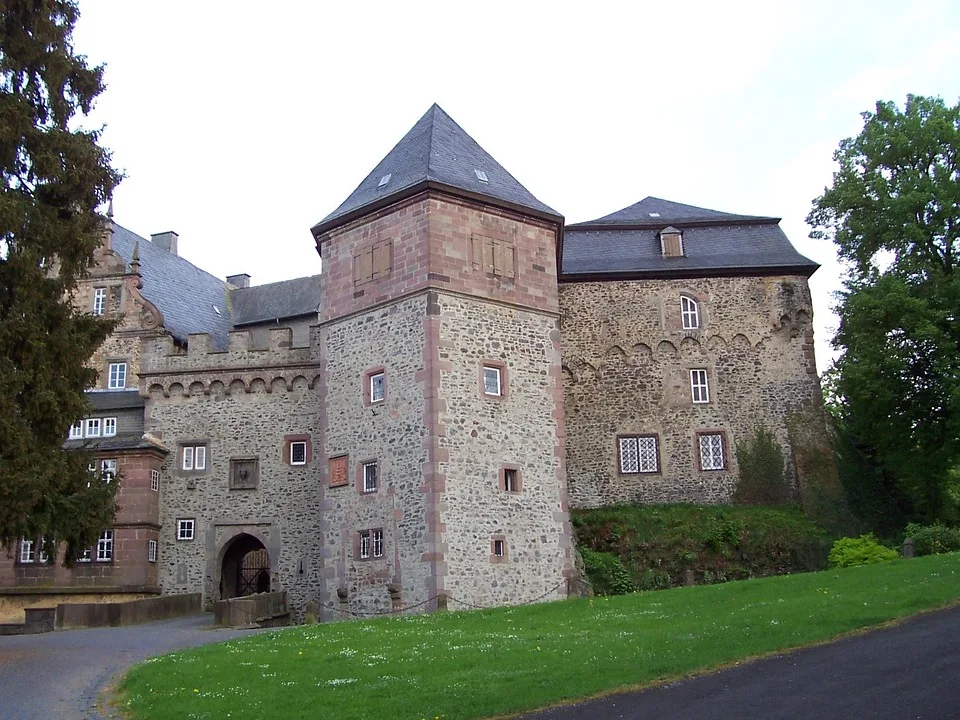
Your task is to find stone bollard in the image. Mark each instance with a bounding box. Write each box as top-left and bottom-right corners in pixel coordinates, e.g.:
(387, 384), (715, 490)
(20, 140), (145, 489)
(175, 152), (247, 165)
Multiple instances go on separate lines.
(435, 592), (449, 612)
(903, 538), (915, 559)
(336, 587), (349, 619)
(684, 569), (696, 586)
(387, 583), (402, 611)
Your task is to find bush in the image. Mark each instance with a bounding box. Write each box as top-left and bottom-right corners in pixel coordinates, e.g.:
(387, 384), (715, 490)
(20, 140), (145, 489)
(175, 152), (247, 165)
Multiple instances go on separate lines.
(904, 522), (960, 556)
(828, 534), (899, 568)
(732, 427), (792, 505)
(580, 548), (635, 596)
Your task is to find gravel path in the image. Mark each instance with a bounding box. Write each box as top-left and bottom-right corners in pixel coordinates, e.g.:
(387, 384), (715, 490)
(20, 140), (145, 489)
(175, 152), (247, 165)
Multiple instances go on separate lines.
(0, 614), (266, 720)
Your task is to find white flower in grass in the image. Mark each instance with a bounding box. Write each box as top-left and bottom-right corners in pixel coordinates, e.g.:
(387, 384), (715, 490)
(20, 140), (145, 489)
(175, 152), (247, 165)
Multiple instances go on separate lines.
(324, 678), (358, 686)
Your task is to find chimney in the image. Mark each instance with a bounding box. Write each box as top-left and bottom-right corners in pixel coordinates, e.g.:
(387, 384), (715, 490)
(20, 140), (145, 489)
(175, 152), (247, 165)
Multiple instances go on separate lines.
(227, 273), (251, 289)
(151, 231), (179, 255)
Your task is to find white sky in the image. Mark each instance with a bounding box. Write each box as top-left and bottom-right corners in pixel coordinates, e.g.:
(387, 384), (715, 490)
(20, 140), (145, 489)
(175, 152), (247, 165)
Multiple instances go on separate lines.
(73, 1), (960, 374)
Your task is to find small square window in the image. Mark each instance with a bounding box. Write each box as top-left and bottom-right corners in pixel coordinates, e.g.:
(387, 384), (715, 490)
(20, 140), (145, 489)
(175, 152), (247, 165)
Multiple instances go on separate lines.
(148, 539), (157, 563)
(150, 469), (160, 492)
(483, 366), (502, 396)
(177, 518), (195, 541)
(369, 372), (385, 403)
(690, 369), (710, 404)
(100, 459), (117, 483)
(19, 538), (35, 564)
(108, 362), (127, 390)
(698, 433), (726, 471)
(103, 417), (117, 437)
(69, 421), (84, 440)
(96, 530), (113, 562)
(181, 445), (207, 471)
(93, 288), (107, 316)
(290, 441), (307, 466)
(362, 461), (378, 493)
(85, 418), (101, 438)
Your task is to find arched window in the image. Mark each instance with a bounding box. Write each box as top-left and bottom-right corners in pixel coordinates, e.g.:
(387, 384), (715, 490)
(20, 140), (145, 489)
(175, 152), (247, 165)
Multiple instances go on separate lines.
(681, 295), (700, 329)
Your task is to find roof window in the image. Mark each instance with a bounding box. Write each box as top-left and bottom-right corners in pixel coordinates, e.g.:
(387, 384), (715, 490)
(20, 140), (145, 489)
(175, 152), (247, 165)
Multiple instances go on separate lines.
(474, 169), (489, 183)
(648, 212), (661, 218)
(659, 226), (684, 258)
(378, 174), (391, 188)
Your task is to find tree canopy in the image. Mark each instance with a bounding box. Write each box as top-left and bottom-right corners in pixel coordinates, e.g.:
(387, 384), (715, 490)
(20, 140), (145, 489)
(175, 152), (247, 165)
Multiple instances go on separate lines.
(809, 95), (960, 528)
(0, 1), (121, 557)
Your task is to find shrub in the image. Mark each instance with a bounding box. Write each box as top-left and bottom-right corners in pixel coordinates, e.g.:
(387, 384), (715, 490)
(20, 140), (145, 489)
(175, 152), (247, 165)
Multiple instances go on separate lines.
(580, 548), (635, 596)
(904, 522), (960, 556)
(732, 427), (792, 505)
(828, 534), (899, 568)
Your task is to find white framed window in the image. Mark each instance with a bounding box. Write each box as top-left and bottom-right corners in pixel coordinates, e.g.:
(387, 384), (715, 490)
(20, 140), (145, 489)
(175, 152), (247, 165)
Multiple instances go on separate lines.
(103, 417), (117, 437)
(483, 365), (502, 396)
(681, 295), (700, 329)
(100, 459), (117, 483)
(19, 538), (35, 563)
(493, 539), (505, 557)
(85, 418), (101, 438)
(359, 529), (371, 559)
(150, 469), (160, 492)
(93, 288), (107, 316)
(618, 436), (660, 474)
(69, 420), (84, 440)
(177, 518), (195, 541)
(108, 362), (127, 390)
(181, 445), (206, 471)
(77, 547), (92, 562)
(698, 433), (726, 471)
(690, 369), (710, 404)
(369, 372), (385, 403)
(372, 528), (383, 558)
(290, 441), (307, 466)
(362, 461), (378, 493)
(96, 530), (114, 562)
(148, 539), (157, 563)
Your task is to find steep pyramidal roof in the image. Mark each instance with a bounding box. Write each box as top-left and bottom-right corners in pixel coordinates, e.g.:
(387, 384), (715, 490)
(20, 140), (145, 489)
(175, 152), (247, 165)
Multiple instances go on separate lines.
(570, 196), (776, 228)
(312, 104), (560, 235)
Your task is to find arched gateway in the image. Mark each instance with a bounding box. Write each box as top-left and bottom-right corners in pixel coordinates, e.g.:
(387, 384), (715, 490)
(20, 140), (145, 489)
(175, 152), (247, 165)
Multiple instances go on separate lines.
(219, 533), (270, 599)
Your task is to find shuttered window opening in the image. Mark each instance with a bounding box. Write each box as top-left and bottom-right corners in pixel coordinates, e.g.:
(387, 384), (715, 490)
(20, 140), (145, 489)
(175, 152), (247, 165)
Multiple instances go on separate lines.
(354, 240), (393, 285)
(471, 234), (516, 279)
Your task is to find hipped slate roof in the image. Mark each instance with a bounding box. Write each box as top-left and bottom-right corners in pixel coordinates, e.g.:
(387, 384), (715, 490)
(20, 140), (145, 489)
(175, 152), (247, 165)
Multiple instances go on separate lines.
(562, 197), (818, 278)
(312, 104), (560, 236)
(112, 225), (233, 348)
(231, 275), (321, 326)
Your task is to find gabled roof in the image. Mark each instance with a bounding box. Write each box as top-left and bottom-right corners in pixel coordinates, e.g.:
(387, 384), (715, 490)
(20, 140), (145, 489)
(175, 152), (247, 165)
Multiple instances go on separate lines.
(111, 224), (233, 348)
(231, 275), (321, 326)
(311, 104), (560, 236)
(570, 196), (776, 229)
(562, 197), (818, 279)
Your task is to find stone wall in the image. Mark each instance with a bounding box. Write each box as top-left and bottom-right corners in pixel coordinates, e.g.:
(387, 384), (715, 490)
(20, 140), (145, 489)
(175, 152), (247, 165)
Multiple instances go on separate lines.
(142, 327), (323, 620)
(435, 293), (571, 607)
(559, 275), (821, 507)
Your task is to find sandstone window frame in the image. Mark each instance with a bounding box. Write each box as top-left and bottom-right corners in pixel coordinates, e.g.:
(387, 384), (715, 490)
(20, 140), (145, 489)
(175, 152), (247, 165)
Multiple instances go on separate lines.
(696, 431), (727, 471)
(617, 434), (661, 474)
(357, 527), (384, 560)
(107, 361), (127, 390)
(96, 530), (114, 562)
(93, 287), (107, 316)
(499, 465), (522, 493)
(284, 434), (313, 467)
(680, 295), (700, 330)
(471, 234), (517, 280)
(354, 239), (393, 286)
(480, 360), (508, 400)
(365, 367), (387, 405)
(177, 518), (196, 541)
(359, 459), (379, 494)
(178, 442), (209, 475)
(148, 539), (157, 563)
(690, 368), (710, 404)
(490, 535), (508, 563)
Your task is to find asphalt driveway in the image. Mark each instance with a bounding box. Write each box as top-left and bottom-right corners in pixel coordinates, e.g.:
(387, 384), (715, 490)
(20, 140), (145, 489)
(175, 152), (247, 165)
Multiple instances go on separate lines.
(520, 604), (960, 720)
(0, 613), (264, 720)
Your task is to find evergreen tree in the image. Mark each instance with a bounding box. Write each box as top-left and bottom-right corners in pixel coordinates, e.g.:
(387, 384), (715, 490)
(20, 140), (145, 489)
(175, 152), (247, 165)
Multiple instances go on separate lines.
(0, 0), (121, 557)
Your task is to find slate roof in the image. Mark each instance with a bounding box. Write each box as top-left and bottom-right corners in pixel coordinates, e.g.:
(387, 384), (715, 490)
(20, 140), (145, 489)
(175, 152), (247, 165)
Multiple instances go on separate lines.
(231, 275), (321, 326)
(312, 104), (560, 235)
(562, 197), (818, 278)
(85, 390), (145, 411)
(111, 225), (233, 348)
(63, 434), (166, 453)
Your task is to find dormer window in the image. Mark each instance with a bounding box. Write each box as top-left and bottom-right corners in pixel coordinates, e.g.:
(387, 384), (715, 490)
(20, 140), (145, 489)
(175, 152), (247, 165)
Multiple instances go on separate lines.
(660, 226), (684, 257)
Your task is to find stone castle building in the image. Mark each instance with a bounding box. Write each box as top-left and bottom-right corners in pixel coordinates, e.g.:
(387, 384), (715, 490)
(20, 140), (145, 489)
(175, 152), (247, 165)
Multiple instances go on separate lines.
(0, 105), (821, 621)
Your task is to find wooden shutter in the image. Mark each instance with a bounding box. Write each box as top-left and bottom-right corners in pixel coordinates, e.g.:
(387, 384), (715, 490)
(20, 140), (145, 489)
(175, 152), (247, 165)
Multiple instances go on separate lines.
(372, 240), (392, 279)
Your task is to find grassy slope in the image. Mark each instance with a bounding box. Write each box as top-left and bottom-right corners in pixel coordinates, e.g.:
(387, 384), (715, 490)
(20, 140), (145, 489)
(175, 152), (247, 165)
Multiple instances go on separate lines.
(120, 554), (960, 720)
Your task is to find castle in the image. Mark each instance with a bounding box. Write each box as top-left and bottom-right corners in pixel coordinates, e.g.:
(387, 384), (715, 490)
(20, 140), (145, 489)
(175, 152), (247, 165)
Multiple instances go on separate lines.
(0, 105), (821, 621)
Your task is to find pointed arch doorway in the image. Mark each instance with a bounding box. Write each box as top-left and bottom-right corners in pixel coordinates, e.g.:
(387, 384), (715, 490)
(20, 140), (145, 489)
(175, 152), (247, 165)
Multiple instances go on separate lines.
(220, 533), (270, 599)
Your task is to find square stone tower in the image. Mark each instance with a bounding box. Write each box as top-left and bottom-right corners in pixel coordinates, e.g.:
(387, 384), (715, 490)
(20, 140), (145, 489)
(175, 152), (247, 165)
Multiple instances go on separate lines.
(311, 105), (574, 615)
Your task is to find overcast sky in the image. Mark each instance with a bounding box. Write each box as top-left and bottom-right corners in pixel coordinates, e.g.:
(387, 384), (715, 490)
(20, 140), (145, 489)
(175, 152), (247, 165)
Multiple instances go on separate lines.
(72, 1), (960, 373)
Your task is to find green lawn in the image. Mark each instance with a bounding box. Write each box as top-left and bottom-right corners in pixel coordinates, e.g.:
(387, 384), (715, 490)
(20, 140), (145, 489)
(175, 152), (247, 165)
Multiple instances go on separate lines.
(119, 553), (960, 720)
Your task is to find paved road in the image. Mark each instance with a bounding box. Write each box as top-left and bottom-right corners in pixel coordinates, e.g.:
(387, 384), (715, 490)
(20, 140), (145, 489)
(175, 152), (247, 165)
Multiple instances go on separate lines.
(0, 614), (263, 720)
(521, 604), (960, 720)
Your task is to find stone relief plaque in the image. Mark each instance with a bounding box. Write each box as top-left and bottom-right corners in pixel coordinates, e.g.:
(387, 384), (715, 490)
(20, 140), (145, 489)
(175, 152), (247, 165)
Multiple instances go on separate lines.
(329, 455), (348, 487)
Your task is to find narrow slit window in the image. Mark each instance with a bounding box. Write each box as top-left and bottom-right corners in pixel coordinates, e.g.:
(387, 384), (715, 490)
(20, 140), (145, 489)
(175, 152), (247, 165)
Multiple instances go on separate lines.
(362, 461), (378, 493)
(148, 539), (157, 563)
(493, 539), (505, 557)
